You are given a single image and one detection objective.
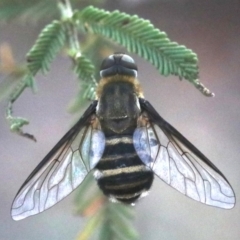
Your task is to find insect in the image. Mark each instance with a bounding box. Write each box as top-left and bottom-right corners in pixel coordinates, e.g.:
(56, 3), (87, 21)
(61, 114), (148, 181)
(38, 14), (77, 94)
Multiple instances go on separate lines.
(11, 53), (235, 220)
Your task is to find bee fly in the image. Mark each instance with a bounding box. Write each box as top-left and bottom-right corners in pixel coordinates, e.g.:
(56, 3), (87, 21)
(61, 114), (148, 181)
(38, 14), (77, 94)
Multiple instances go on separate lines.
(11, 53), (235, 220)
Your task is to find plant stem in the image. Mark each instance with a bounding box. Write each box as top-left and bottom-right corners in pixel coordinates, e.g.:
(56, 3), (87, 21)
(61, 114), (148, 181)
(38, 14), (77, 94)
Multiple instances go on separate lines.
(58, 0), (81, 59)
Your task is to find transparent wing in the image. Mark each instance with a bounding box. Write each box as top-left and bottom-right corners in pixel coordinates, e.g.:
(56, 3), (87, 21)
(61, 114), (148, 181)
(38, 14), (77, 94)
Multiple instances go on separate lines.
(133, 99), (235, 209)
(11, 101), (105, 220)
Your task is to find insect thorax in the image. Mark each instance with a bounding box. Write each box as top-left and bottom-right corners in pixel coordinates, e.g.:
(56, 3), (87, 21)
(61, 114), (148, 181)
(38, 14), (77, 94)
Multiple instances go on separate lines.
(96, 76), (142, 134)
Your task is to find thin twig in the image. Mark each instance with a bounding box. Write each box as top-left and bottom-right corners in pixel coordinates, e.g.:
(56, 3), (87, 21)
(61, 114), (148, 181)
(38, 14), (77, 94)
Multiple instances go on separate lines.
(58, 0), (81, 59)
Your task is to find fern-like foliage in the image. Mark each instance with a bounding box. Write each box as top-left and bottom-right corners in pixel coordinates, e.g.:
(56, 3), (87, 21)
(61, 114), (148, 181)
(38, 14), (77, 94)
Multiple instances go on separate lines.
(0, 0), (57, 23)
(26, 20), (66, 76)
(75, 6), (199, 82)
(1, 1), (216, 240)
(0, 0), (105, 24)
(68, 55), (97, 112)
(10, 73), (35, 101)
(97, 203), (138, 240)
(5, 73), (37, 141)
(3, 20), (66, 141)
(74, 55), (95, 81)
(0, 0), (37, 21)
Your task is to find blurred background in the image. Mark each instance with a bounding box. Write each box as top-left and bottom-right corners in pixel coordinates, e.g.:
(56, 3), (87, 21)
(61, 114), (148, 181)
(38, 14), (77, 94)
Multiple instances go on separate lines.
(0, 0), (240, 239)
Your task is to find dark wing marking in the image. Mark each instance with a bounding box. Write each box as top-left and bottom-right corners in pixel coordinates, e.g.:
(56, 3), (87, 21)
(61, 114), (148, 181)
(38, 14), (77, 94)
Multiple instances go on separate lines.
(11, 101), (105, 220)
(133, 98), (235, 209)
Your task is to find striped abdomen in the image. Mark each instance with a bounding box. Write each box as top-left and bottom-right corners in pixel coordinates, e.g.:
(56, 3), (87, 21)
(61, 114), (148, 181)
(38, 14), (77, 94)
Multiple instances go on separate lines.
(95, 134), (154, 204)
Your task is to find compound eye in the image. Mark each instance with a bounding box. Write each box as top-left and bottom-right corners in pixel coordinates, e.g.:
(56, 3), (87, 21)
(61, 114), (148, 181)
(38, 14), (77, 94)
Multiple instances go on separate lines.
(121, 54), (137, 71)
(122, 54), (135, 64)
(100, 53), (138, 78)
(100, 55), (115, 70)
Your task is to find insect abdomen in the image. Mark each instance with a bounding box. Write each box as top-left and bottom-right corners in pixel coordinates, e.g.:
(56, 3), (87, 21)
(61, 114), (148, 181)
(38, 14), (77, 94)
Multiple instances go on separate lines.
(95, 135), (154, 204)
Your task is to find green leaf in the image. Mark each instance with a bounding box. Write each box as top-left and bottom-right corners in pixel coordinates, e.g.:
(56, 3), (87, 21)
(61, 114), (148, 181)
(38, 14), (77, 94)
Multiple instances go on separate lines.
(0, 0), (106, 24)
(74, 55), (95, 81)
(0, 0), (57, 23)
(6, 108), (36, 142)
(68, 55), (97, 112)
(97, 203), (139, 240)
(75, 6), (199, 82)
(0, 1), (36, 21)
(26, 20), (66, 76)
(6, 73), (34, 103)
(8, 116), (29, 132)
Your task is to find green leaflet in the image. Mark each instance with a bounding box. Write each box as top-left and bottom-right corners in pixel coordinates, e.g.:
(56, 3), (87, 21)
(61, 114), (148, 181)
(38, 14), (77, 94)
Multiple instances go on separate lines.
(75, 6), (199, 82)
(0, 0), (57, 23)
(0, 0), (106, 23)
(74, 55), (97, 102)
(68, 55), (97, 112)
(26, 20), (66, 76)
(5, 20), (66, 142)
(5, 73), (37, 142)
(98, 203), (138, 240)
(74, 55), (95, 81)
